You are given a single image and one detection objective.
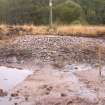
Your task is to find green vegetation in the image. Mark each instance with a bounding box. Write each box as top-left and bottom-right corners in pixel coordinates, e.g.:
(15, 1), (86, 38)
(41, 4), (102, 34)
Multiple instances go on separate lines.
(0, 0), (105, 25)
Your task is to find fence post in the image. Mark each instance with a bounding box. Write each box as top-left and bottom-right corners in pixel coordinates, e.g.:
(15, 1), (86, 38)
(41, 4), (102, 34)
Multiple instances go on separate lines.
(49, 0), (53, 29)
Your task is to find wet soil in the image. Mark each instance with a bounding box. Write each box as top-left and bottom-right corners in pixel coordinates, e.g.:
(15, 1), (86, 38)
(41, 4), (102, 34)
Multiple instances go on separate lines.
(0, 35), (105, 105)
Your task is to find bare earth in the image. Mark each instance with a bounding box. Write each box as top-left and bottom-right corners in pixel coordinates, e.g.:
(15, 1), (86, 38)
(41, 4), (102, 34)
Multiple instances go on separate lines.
(0, 35), (105, 105)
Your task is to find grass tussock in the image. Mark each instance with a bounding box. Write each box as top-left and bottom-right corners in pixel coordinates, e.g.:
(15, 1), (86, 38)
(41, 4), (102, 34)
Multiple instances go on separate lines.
(0, 24), (105, 37)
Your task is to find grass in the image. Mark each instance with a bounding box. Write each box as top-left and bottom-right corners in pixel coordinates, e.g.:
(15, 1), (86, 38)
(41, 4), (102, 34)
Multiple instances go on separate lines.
(0, 24), (105, 37)
(57, 25), (105, 37)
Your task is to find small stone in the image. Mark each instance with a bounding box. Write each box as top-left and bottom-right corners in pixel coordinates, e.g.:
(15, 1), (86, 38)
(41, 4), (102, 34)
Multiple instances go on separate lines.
(25, 97), (28, 101)
(67, 101), (73, 105)
(74, 67), (78, 69)
(11, 93), (18, 97)
(0, 89), (8, 97)
(46, 86), (53, 91)
(45, 91), (50, 95)
(14, 103), (18, 105)
(61, 93), (67, 97)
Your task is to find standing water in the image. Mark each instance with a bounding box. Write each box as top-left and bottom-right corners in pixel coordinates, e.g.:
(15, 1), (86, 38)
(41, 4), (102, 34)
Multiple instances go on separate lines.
(0, 66), (33, 91)
(0, 66), (33, 105)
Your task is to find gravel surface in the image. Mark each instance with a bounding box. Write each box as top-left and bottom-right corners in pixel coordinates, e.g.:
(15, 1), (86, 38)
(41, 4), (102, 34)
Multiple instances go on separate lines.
(0, 35), (105, 66)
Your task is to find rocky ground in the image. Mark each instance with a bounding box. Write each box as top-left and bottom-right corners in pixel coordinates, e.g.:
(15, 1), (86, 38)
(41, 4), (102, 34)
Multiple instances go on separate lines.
(0, 35), (105, 65)
(0, 35), (105, 105)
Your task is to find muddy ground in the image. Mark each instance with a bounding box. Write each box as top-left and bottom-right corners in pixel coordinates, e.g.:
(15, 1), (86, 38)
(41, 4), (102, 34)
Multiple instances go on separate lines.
(0, 35), (105, 105)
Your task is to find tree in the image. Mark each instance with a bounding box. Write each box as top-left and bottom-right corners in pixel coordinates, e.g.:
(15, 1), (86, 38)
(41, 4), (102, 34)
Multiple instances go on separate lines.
(0, 0), (105, 25)
(54, 1), (84, 24)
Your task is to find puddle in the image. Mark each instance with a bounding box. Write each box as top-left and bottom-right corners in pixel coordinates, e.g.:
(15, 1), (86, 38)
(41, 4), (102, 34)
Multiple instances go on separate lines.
(0, 66), (33, 91)
(0, 66), (33, 105)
